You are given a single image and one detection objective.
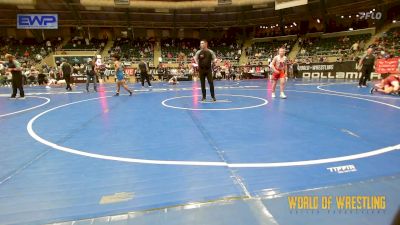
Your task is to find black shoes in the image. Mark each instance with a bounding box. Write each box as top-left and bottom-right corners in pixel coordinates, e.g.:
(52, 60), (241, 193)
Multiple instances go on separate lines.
(114, 92), (132, 96)
(9, 96), (25, 99)
(201, 97), (217, 102)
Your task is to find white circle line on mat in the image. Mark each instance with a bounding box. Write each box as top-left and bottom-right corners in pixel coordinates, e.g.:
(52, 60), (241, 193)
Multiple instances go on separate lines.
(0, 96), (50, 118)
(317, 84), (400, 100)
(26, 89), (400, 167)
(161, 94), (268, 111)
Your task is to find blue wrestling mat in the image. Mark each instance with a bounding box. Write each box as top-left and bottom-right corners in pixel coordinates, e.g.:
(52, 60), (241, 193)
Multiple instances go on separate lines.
(0, 79), (399, 225)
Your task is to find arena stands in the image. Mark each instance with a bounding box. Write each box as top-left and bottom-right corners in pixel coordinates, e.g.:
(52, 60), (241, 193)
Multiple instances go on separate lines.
(62, 36), (108, 51)
(370, 27), (400, 58)
(0, 37), (62, 64)
(111, 37), (154, 63)
(297, 34), (371, 58)
(161, 38), (198, 63)
(161, 38), (242, 64)
(246, 39), (296, 64)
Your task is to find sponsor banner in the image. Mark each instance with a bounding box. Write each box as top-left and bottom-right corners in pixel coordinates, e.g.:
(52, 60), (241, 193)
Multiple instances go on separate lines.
(17, 14), (58, 29)
(297, 61), (367, 79)
(124, 68), (136, 76)
(375, 57), (400, 74)
(297, 61), (390, 79)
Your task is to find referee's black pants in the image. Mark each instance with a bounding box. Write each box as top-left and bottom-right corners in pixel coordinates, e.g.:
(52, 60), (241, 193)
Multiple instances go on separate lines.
(140, 71), (151, 87)
(359, 67), (373, 86)
(64, 74), (72, 90)
(11, 73), (24, 98)
(199, 69), (215, 99)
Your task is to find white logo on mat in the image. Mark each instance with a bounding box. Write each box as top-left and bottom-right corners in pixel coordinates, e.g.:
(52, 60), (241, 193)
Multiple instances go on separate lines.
(327, 165), (357, 174)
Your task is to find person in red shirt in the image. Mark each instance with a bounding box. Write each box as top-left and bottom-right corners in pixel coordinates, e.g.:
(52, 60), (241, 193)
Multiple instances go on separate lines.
(370, 74), (400, 95)
(24, 50), (30, 58)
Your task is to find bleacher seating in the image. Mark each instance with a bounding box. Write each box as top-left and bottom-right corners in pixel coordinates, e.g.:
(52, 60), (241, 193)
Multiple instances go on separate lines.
(161, 38), (242, 64)
(371, 27), (400, 58)
(62, 37), (107, 51)
(246, 39), (296, 61)
(161, 38), (198, 63)
(209, 38), (242, 63)
(297, 34), (371, 57)
(111, 38), (154, 63)
(0, 37), (60, 64)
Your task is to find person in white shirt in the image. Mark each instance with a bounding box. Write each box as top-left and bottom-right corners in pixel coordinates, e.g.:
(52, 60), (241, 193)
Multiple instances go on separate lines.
(269, 48), (288, 99)
(351, 41), (359, 52)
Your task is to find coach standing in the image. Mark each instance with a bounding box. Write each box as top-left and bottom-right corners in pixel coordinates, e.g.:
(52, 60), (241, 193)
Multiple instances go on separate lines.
(194, 40), (217, 102)
(5, 54), (24, 99)
(358, 48), (376, 88)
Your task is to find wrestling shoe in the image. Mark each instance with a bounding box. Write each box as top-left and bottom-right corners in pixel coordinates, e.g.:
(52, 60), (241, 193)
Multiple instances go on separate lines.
(370, 88), (376, 94)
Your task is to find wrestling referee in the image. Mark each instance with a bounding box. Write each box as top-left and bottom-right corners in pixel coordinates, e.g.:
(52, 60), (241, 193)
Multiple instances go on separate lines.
(194, 40), (217, 102)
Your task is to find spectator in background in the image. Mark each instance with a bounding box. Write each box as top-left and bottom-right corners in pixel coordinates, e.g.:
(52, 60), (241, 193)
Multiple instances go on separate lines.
(24, 50), (30, 58)
(27, 66), (38, 86)
(359, 40), (365, 52)
(40, 47), (47, 56)
(46, 40), (52, 52)
(351, 41), (359, 53)
(292, 60), (299, 79)
(35, 54), (43, 62)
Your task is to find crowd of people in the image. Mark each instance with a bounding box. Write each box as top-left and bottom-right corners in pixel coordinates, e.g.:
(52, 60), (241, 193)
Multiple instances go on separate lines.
(110, 37), (154, 63)
(1, 25), (399, 98)
(0, 37), (63, 66)
(370, 27), (400, 59)
(160, 37), (242, 64)
(0, 37), (65, 89)
(297, 34), (371, 59)
(62, 36), (108, 52)
(246, 39), (295, 65)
